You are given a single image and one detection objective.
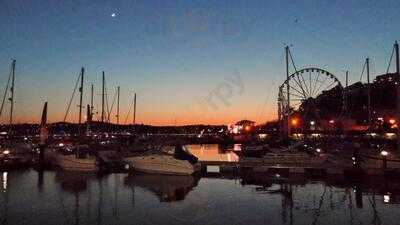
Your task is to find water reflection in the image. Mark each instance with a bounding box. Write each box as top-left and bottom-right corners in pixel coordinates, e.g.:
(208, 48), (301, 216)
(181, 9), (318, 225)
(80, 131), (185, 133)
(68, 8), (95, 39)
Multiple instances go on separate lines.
(240, 172), (400, 225)
(187, 144), (239, 162)
(241, 172), (400, 203)
(0, 167), (400, 224)
(0, 172), (9, 225)
(55, 171), (96, 193)
(124, 174), (200, 202)
(2, 171), (7, 191)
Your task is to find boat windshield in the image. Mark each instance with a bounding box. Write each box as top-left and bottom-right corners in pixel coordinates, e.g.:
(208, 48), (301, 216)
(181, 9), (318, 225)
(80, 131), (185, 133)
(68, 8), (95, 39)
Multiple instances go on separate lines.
(173, 145), (198, 165)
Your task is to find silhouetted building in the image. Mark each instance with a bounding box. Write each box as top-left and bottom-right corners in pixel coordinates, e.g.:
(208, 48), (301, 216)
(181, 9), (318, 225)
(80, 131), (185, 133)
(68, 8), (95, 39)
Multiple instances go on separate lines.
(229, 120), (256, 134)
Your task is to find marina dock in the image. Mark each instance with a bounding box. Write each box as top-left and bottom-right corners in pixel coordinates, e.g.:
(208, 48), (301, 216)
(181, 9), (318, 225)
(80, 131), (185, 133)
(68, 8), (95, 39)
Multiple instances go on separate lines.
(200, 156), (400, 177)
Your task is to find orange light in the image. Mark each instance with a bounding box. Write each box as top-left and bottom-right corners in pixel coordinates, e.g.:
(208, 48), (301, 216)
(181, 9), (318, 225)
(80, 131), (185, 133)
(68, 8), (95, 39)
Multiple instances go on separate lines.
(291, 118), (298, 126)
(245, 126), (251, 131)
(389, 119), (396, 124)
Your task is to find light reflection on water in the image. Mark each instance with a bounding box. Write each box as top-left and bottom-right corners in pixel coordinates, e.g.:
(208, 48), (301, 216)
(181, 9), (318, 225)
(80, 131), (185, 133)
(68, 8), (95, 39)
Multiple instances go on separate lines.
(0, 169), (399, 225)
(2, 172), (7, 191)
(1, 144), (400, 225)
(187, 144), (240, 162)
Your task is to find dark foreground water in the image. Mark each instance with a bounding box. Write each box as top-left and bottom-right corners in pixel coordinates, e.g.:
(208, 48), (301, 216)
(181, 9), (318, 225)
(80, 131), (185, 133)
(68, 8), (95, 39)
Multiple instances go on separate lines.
(1, 169), (400, 225)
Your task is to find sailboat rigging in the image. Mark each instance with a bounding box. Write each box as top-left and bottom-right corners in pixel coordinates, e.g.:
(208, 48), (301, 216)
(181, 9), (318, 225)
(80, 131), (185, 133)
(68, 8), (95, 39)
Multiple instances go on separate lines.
(63, 68), (84, 123)
(0, 60), (16, 129)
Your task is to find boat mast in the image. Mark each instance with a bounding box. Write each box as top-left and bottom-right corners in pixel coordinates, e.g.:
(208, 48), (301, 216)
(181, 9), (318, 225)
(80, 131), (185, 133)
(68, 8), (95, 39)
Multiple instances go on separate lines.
(395, 41), (400, 152)
(366, 58), (371, 126)
(91, 83), (94, 119)
(86, 104), (91, 135)
(39, 101), (48, 164)
(78, 67), (84, 125)
(285, 46), (290, 138)
(133, 93), (136, 125)
(342, 70), (349, 121)
(395, 41), (399, 75)
(9, 59), (16, 127)
(0, 60), (13, 120)
(101, 71), (105, 123)
(40, 102), (48, 141)
(116, 86), (120, 125)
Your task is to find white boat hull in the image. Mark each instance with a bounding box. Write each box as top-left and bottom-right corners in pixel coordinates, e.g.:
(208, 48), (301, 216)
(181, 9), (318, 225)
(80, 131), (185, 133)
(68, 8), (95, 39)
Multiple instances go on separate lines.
(126, 155), (201, 175)
(55, 154), (98, 172)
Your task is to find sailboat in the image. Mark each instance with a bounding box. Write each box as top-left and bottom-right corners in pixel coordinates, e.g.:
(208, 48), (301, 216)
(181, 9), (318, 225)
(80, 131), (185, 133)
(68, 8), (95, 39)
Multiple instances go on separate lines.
(0, 60), (34, 169)
(52, 67), (99, 172)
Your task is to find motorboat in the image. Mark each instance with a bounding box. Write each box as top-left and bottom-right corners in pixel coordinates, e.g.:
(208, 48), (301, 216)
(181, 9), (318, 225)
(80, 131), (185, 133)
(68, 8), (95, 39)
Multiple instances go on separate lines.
(125, 145), (201, 175)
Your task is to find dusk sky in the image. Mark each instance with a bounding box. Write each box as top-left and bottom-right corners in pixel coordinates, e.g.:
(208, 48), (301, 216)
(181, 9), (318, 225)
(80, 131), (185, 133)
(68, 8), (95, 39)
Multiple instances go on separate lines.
(0, 0), (399, 125)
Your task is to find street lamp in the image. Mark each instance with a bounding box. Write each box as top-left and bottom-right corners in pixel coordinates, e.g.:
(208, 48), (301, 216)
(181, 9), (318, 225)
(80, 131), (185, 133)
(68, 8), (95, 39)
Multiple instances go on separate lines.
(291, 118), (298, 126)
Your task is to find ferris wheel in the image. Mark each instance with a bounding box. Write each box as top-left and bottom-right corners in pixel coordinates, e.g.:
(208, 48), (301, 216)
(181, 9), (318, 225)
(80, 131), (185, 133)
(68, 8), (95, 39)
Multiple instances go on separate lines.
(278, 67), (344, 123)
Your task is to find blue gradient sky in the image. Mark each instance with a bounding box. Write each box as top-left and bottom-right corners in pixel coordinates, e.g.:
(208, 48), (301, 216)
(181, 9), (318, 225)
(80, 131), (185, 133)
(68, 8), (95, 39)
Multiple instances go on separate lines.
(0, 0), (399, 125)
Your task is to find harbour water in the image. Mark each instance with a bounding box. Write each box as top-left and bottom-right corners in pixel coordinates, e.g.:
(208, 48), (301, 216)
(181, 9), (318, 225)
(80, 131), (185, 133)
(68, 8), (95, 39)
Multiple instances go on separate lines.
(186, 144), (240, 162)
(1, 145), (400, 225)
